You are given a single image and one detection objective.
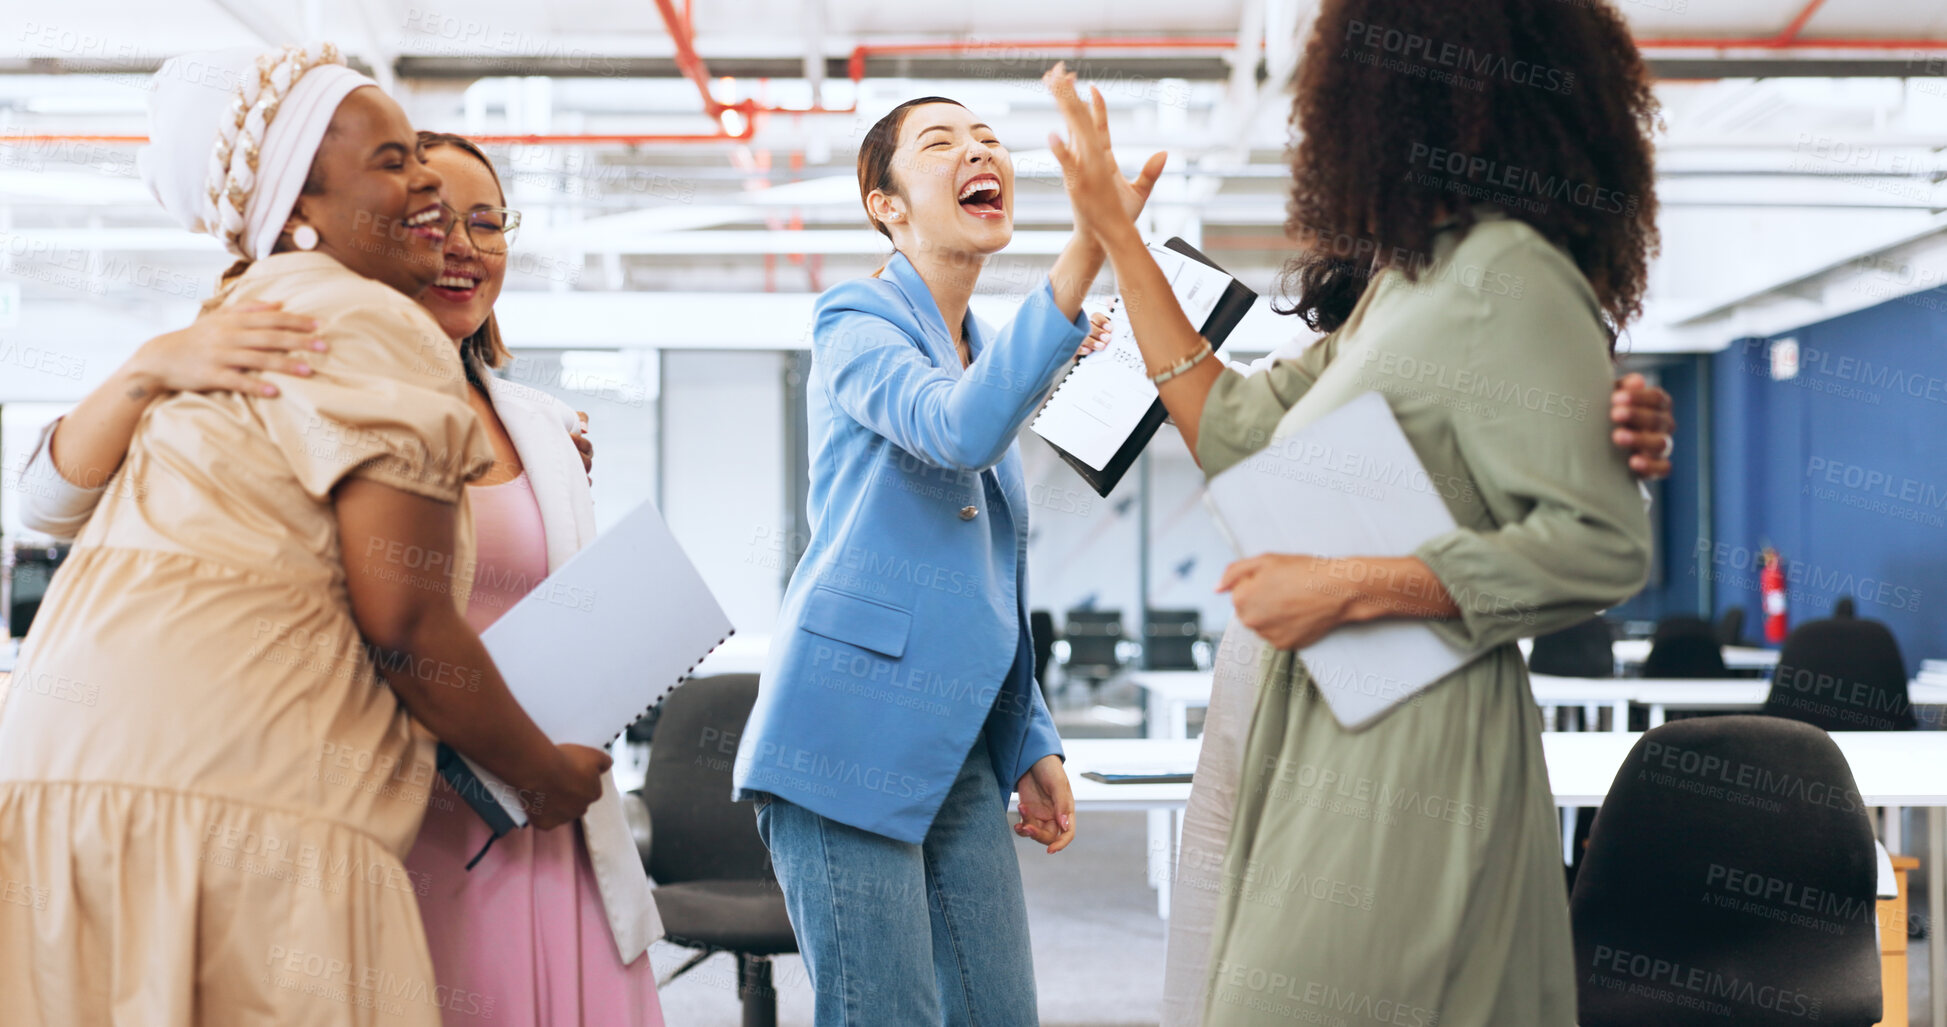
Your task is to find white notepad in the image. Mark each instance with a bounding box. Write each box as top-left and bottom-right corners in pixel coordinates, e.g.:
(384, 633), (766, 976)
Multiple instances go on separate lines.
(1031, 244), (1234, 470)
(1202, 392), (1483, 729)
(462, 499), (733, 825)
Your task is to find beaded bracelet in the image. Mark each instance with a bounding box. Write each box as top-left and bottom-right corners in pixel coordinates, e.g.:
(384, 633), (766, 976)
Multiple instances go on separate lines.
(1148, 342), (1213, 385)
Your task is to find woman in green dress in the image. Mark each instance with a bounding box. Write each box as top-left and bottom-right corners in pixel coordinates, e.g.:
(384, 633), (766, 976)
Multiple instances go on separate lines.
(1041, 0), (1660, 1022)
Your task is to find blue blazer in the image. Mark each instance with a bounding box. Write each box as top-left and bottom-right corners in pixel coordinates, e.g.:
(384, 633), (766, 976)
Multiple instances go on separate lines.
(732, 252), (1085, 843)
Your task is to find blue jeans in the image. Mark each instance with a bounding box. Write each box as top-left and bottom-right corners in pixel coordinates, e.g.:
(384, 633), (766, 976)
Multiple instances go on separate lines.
(753, 731), (1039, 1026)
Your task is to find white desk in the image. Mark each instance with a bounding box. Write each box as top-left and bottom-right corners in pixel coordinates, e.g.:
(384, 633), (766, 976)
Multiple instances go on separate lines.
(1135, 671), (1215, 740)
(1059, 733), (1947, 1026)
(1531, 676), (1947, 731)
(1137, 669), (1947, 738)
(1608, 638), (1780, 673)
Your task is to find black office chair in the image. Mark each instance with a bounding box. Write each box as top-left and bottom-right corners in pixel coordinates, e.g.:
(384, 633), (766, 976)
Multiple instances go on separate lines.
(1715, 605), (1747, 645)
(1528, 617), (1614, 679)
(6, 542), (69, 638)
(1058, 608), (1126, 693)
(1642, 615), (1729, 679)
(1832, 596), (1857, 619)
(1029, 609), (1057, 692)
(634, 674), (797, 1027)
(1572, 716), (1882, 1027)
(1141, 609), (1203, 671)
(1763, 617), (1915, 732)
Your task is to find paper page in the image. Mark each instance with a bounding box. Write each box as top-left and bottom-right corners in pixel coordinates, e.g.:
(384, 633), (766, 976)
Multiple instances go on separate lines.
(1202, 392), (1481, 728)
(460, 499), (733, 825)
(1031, 244), (1233, 470)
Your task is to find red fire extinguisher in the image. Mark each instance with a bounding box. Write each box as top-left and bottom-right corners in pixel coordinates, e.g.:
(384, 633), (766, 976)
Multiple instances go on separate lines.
(1761, 546), (1788, 644)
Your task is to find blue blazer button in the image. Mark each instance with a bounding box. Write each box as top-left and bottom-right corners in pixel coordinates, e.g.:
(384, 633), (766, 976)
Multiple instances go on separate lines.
(959, 505), (979, 521)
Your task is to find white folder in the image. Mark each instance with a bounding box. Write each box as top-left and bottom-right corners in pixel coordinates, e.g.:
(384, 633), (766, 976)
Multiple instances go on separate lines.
(462, 499), (733, 825)
(1202, 392), (1483, 729)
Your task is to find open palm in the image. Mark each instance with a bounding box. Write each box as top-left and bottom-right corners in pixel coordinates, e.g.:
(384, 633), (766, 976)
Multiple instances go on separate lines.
(1044, 62), (1167, 236)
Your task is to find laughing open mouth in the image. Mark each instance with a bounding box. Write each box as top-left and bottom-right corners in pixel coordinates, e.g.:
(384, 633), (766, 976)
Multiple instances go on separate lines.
(430, 266), (482, 298)
(958, 174), (1004, 217)
(403, 204), (447, 243)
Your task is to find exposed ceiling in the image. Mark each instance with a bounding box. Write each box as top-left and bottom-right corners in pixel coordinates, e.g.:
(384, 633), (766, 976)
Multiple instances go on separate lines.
(2, 0), (1946, 373)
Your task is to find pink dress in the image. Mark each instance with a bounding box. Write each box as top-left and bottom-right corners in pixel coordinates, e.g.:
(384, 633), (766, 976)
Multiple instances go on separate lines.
(406, 472), (666, 1026)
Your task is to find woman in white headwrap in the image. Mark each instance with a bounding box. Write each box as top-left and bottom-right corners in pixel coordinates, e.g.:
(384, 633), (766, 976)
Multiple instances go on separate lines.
(0, 43), (611, 1026)
(15, 127), (671, 1024)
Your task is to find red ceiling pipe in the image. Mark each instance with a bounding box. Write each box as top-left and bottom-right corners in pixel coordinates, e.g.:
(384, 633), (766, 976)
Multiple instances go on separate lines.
(649, 0), (853, 121)
(847, 36), (1242, 82)
(1635, 0), (1946, 50)
(650, 0), (727, 117)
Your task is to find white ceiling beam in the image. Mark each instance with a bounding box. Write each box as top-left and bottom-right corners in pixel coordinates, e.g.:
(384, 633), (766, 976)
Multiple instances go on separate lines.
(1672, 214), (1947, 331)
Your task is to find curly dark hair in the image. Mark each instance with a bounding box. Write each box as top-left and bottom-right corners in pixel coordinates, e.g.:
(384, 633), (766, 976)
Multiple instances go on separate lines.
(1275, 0), (1660, 337)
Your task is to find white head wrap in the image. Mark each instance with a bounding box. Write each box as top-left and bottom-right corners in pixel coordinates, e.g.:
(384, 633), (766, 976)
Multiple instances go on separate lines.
(138, 43), (377, 260)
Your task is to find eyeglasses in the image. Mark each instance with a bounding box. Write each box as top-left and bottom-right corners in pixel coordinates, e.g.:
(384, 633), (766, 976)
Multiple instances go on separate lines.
(440, 202), (522, 254)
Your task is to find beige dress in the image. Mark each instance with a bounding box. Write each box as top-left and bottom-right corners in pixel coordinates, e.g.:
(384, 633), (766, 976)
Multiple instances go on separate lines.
(1194, 211), (1652, 1027)
(0, 252), (493, 1026)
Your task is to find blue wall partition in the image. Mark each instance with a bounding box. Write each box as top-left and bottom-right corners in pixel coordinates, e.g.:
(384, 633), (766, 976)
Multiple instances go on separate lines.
(1702, 286), (1947, 673)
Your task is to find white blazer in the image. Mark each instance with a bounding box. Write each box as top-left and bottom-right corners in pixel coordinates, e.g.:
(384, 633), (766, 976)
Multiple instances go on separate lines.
(471, 358), (665, 964)
(18, 364), (665, 965)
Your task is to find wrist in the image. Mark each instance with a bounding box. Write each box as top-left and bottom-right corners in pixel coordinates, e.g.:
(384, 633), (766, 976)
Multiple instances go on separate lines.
(121, 341), (171, 396)
(1095, 219), (1144, 254)
(1333, 558), (1390, 625)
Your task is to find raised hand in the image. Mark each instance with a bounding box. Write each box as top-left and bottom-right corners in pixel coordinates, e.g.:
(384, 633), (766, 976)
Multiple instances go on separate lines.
(1042, 63), (1167, 245)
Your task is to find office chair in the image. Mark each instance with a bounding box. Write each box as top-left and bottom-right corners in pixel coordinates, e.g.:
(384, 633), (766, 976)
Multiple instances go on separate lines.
(6, 542), (70, 638)
(1141, 609), (1204, 671)
(1057, 609), (1127, 694)
(1642, 615), (1729, 679)
(1572, 716), (1882, 1027)
(1715, 605), (1747, 645)
(1029, 609), (1057, 692)
(1528, 617), (1614, 679)
(1529, 616), (1615, 735)
(633, 674), (797, 1027)
(1763, 617), (1915, 732)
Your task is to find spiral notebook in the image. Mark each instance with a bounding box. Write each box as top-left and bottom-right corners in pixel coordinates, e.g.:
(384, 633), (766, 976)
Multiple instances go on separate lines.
(443, 498), (733, 839)
(1030, 237), (1257, 497)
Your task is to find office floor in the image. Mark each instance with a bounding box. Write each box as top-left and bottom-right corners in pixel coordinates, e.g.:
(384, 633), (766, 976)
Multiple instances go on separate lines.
(648, 807), (1167, 1026)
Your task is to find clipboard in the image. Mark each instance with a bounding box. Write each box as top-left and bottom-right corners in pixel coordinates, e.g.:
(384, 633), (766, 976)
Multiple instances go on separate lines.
(1035, 237), (1257, 498)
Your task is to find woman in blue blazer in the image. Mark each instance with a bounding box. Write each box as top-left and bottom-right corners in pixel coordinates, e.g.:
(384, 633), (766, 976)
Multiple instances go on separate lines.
(733, 92), (1165, 1024)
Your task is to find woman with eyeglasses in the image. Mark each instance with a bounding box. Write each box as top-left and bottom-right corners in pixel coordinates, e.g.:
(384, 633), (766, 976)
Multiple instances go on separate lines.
(17, 130), (665, 1026)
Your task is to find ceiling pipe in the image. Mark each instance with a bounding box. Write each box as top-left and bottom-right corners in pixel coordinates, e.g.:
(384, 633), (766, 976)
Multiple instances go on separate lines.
(847, 36), (1242, 83)
(649, 0), (852, 127)
(10, 3), (1947, 150)
(1634, 0), (1944, 50)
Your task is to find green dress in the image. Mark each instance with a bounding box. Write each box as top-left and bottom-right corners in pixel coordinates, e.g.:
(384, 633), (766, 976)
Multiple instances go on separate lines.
(1196, 210), (1652, 1027)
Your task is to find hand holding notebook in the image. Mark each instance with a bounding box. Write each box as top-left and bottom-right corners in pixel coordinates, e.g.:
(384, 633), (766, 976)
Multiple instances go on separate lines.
(1030, 237), (1257, 497)
(1202, 392), (1484, 728)
(446, 499), (733, 838)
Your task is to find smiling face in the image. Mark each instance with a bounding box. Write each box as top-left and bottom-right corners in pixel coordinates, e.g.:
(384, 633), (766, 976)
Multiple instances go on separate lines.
(867, 102), (1013, 262)
(417, 145), (508, 342)
(283, 87), (446, 296)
